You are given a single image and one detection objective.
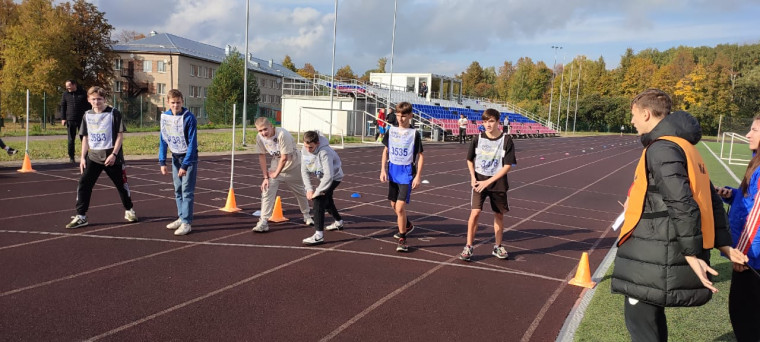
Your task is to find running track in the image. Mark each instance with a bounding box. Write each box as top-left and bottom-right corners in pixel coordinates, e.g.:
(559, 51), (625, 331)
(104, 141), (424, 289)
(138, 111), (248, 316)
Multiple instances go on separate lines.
(0, 135), (641, 341)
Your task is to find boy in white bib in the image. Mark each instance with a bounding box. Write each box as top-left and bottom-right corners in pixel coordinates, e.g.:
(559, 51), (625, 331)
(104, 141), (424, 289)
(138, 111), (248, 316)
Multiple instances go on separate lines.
(459, 108), (516, 261)
(159, 89), (199, 236)
(380, 102), (425, 252)
(65, 86), (137, 229)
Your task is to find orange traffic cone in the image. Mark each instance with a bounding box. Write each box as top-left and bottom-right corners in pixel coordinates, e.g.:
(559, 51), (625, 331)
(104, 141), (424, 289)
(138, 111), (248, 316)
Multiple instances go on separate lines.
(219, 187), (242, 212)
(17, 153), (36, 173)
(569, 252), (596, 289)
(268, 196), (289, 222)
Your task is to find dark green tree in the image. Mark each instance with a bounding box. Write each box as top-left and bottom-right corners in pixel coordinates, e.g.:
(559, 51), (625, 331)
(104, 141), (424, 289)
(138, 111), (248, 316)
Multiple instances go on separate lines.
(205, 48), (260, 124)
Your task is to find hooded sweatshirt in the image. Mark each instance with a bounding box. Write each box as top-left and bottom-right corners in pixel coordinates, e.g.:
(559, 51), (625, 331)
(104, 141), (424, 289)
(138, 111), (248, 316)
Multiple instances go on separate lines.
(301, 135), (344, 195)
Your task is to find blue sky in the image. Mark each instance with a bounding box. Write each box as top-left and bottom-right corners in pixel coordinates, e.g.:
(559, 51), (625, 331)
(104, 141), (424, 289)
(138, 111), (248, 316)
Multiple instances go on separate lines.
(86, 0), (760, 76)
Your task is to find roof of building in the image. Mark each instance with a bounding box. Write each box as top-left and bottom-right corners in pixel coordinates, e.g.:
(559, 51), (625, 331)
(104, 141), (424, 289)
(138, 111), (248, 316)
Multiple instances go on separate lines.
(112, 32), (304, 80)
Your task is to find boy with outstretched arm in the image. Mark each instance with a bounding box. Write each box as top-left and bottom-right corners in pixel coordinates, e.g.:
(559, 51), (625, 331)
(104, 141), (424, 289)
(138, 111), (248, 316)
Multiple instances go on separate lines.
(380, 102), (424, 252)
(459, 108), (516, 261)
(158, 89), (198, 236)
(65, 86), (137, 228)
(300, 131), (345, 245)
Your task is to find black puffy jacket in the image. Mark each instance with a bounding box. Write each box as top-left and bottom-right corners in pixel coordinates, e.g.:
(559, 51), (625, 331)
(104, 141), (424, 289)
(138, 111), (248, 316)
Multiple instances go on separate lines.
(611, 111), (732, 307)
(58, 88), (91, 122)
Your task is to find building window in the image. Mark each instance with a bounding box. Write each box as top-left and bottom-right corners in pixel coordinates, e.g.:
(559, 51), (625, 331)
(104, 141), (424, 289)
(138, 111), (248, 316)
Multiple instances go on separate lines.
(143, 60), (152, 72)
(190, 65), (198, 77)
(189, 85), (194, 97)
(114, 80), (122, 92)
(157, 61), (166, 73)
(157, 83), (166, 95)
(114, 59), (122, 71)
(203, 87), (207, 98)
(188, 85), (201, 98)
(199, 66), (206, 78)
(208, 68), (214, 78)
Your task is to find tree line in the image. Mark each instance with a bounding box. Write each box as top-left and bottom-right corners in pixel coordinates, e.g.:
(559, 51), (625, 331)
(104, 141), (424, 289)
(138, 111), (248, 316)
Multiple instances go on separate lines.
(285, 43), (760, 134)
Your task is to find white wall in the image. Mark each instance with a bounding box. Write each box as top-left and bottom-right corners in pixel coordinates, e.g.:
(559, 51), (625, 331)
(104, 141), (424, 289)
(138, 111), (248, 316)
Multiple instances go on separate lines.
(281, 96), (355, 136)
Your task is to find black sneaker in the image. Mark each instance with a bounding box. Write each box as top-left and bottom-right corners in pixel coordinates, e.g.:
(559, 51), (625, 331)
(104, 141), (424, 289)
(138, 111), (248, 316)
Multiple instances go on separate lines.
(396, 238), (409, 252)
(7, 148), (18, 155)
(65, 215), (88, 229)
(393, 225), (415, 239)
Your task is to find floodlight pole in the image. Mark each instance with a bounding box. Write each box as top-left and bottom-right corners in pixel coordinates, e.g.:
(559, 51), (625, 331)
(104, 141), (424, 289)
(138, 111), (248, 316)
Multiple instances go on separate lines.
(387, 0), (398, 116)
(242, 0), (250, 146)
(328, 0), (338, 140)
(565, 61), (574, 132)
(557, 54), (565, 134)
(573, 58), (582, 134)
(548, 46), (561, 129)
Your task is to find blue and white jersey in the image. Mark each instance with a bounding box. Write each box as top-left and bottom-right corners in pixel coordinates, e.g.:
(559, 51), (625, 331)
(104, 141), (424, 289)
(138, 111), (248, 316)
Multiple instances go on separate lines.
(85, 111), (114, 150)
(387, 126), (416, 184)
(160, 113), (188, 154)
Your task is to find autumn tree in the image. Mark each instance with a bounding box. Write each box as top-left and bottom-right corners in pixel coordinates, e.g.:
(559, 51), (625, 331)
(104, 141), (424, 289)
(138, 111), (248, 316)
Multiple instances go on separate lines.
(282, 55), (297, 72)
(298, 63), (316, 79)
(335, 65), (356, 80)
(360, 57), (387, 82)
(205, 48), (260, 124)
(63, 0), (116, 90)
(0, 0), (75, 119)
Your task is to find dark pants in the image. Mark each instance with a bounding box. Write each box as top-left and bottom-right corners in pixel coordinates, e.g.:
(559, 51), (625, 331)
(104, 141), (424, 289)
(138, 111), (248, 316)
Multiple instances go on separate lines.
(624, 297), (667, 342)
(76, 158), (133, 216)
(459, 127), (466, 144)
(313, 181), (341, 232)
(66, 120), (82, 160)
(0, 138), (6, 149)
(730, 269), (760, 342)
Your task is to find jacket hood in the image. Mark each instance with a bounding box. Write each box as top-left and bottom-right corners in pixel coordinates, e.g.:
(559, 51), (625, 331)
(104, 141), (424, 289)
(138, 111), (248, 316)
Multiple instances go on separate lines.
(641, 110), (702, 147)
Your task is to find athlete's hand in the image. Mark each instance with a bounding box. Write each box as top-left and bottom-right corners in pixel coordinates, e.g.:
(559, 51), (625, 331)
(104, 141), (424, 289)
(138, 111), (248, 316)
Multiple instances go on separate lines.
(380, 171), (387, 183)
(177, 168), (187, 177)
(306, 190), (314, 200)
(685, 255), (719, 293)
(79, 158), (86, 174)
(412, 175), (421, 189)
(160, 166), (168, 175)
(261, 178), (269, 192)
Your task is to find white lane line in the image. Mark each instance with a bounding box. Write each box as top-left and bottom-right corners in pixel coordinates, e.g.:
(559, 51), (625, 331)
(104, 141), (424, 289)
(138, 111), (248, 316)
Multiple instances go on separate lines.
(701, 141), (740, 184)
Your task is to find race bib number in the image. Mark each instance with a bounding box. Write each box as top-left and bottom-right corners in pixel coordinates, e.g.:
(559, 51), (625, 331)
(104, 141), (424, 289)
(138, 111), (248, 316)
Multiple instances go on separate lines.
(388, 126), (415, 166)
(161, 113), (188, 154)
(474, 134), (505, 176)
(85, 112), (114, 150)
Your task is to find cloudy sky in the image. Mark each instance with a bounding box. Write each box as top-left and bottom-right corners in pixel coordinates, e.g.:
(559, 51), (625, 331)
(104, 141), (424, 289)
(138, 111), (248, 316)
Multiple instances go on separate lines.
(87, 0), (760, 76)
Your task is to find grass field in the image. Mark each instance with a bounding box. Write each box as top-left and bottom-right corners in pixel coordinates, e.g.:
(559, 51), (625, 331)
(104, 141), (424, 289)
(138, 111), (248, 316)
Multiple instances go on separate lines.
(573, 140), (749, 341)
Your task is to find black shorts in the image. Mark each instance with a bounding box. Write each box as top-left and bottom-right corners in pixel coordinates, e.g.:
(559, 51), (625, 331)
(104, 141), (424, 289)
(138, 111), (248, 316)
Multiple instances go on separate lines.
(388, 181), (412, 204)
(471, 190), (509, 213)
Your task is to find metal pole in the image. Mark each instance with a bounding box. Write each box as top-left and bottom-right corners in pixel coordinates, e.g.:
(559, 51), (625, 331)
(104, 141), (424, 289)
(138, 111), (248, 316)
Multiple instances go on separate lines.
(230, 103), (236, 188)
(387, 0), (398, 117)
(242, 0), (250, 146)
(573, 58), (582, 134)
(328, 0), (338, 140)
(557, 56), (565, 133)
(42, 92), (46, 130)
(565, 61), (574, 132)
(140, 95), (144, 128)
(548, 46), (561, 129)
(25, 89), (29, 152)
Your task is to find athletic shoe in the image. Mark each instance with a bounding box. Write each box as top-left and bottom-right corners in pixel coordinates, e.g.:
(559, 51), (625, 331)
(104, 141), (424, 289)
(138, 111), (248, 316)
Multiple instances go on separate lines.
(69, 158), (75, 164)
(304, 216), (315, 226)
(302, 233), (324, 245)
(174, 223), (192, 236)
(325, 220), (344, 231)
(65, 215), (88, 229)
(166, 218), (182, 230)
(393, 224), (415, 239)
(396, 238), (409, 252)
(492, 245), (509, 259)
(459, 245), (474, 261)
(124, 209), (138, 222)
(6, 148), (17, 155)
(252, 220), (269, 233)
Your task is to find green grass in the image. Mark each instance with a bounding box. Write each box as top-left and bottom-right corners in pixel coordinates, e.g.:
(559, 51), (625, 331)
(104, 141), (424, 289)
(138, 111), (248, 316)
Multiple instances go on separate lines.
(574, 140), (748, 341)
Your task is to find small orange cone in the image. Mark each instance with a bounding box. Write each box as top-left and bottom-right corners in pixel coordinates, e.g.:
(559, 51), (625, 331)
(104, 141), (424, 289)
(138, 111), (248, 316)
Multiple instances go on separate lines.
(268, 196), (289, 222)
(17, 153), (36, 173)
(219, 187), (242, 212)
(569, 252), (596, 289)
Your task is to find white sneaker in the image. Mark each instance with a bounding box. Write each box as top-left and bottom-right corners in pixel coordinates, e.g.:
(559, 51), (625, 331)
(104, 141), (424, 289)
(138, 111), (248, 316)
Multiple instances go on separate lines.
(302, 233), (324, 245)
(166, 218), (182, 230)
(304, 216), (315, 226)
(252, 220), (269, 233)
(174, 223), (192, 236)
(124, 209), (138, 222)
(325, 220), (344, 231)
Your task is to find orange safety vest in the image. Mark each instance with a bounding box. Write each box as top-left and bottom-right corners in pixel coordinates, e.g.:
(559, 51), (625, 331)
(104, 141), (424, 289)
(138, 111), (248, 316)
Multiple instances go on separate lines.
(618, 136), (714, 248)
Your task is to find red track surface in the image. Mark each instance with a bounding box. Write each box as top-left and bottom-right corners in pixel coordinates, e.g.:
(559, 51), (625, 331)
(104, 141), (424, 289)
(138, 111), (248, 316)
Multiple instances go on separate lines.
(0, 135), (641, 341)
